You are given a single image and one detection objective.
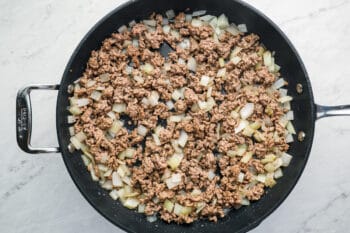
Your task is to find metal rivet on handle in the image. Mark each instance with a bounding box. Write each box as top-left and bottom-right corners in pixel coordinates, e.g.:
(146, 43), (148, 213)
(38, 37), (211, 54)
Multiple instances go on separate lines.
(296, 83), (303, 94)
(298, 131), (306, 141)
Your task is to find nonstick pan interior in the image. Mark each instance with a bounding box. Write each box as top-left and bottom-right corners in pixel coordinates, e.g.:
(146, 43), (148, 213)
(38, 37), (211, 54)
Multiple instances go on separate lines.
(56, 0), (316, 232)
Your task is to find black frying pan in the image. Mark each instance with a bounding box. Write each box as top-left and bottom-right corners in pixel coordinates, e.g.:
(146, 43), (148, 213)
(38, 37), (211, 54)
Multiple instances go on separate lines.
(15, 0), (350, 232)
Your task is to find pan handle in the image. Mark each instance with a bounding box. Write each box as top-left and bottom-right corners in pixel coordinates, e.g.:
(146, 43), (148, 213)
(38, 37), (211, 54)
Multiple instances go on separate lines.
(316, 104), (350, 120)
(16, 84), (60, 153)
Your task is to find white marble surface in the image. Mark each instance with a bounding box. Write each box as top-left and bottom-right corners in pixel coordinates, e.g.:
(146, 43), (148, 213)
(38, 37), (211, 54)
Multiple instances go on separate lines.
(1, 0), (350, 232)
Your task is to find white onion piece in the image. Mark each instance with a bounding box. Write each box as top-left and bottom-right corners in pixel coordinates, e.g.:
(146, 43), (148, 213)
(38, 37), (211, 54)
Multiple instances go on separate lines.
(86, 80), (96, 87)
(170, 30), (180, 38)
(162, 25), (171, 34)
(166, 9), (175, 19)
(191, 19), (203, 27)
(118, 25), (127, 33)
(141, 97), (150, 106)
(67, 115), (76, 124)
(109, 190), (119, 200)
(279, 88), (288, 97)
(241, 198), (250, 206)
(166, 100), (175, 110)
(124, 198), (140, 209)
(169, 114), (185, 122)
(132, 39), (139, 48)
(146, 215), (157, 222)
(138, 204), (145, 213)
(287, 121), (296, 134)
(237, 172), (245, 183)
(178, 58), (186, 65)
(101, 180), (113, 190)
(237, 24), (247, 32)
(172, 88), (184, 101)
(81, 154), (90, 166)
(281, 152), (293, 167)
(286, 111), (294, 120)
(226, 25), (240, 35)
(165, 173), (182, 189)
(187, 57), (197, 72)
(240, 103), (254, 119)
(129, 20), (136, 27)
(125, 66), (133, 74)
(179, 38), (190, 49)
(207, 86), (213, 98)
(137, 125), (148, 136)
(69, 127), (75, 136)
(143, 19), (156, 27)
(90, 91), (102, 101)
(141, 63), (154, 74)
(200, 75), (211, 86)
(152, 133), (161, 146)
(217, 68), (226, 78)
(76, 98), (89, 107)
(235, 120), (249, 134)
(198, 100), (208, 110)
(192, 10), (206, 16)
(279, 96), (293, 103)
(272, 78), (286, 89)
(285, 133), (294, 143)
(263, 51), (272, 67)
(167, 153), (184, 170)
(200, 15), (214, 22)
(208, 170), (216, 180)
(162, 18), (169, 25)
(256, 174), (266, 183)
(185, 14), (192, 22)
(217, 14), (229, 28)
(122, 176), (132, 186)
(178, 130), (188, 147)
(112, 103), (126, 113)
(133, 75), (144, 83)
(231, 56), (241, 65)
(70, 136), (82, 149)
(148, 91), (159, 106)
(231, 46), (242, 56)
(100, 73), (110, 82)
(284, 101), (291, 110)
(107, 111), (116, 120)
(274, 168), (283, 179)
(209, 17), (218, 29)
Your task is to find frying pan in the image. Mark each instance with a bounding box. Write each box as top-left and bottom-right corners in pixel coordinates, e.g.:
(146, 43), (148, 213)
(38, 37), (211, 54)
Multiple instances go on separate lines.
(15, 0), (350, 232)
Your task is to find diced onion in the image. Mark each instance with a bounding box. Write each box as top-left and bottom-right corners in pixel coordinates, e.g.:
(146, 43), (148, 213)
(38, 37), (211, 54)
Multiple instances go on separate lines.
(285, 133), (294, 143)
(286, 121), (296, 134)
(217, 14), (229, 29)
(118, 25), (128, 33)
(208, 170), (216, 180)
(141, 63), (154, 74)
(100, 73), (110, 82)
(241, 152), (253, 163)
(227, 144), (247, 157)
(81, 154), (90, 166)
(167, 153), (184, 170)
(164, 199), (174, 212)
(237, 24), (247, 33)
(132, 39), (139, 47)
(138, 204), (145, 213)
(231, 56), (241, 65)
(76, 98), (89, 107)
(90, 91), (102, 101)
(178, 130), (188, 147)
(70, 136), (82, 149)
(172, 88), (185, 101)
(200, 75), (211, 87)
(200, 15), (215, 22)
(187, 57), (197, 72)
(256, 174), (266, 183)
(281, 152), (293, 167)
(133, 75), (144, 83)
(67, 115), (76, 123)
(147, 215), (158, 222)
(123, 198), (140, 209)
(69, 106), (82, 115)
(166, 100), (175, 110)
(162, 25), (171, 34)
(226, 25), (240, 35)
(170, 30), (180, 38)
(263, 51), (272, 67)
(109, 190), (119, 200)
(178, 58), (186, 65)
(192, 10), (206, 17)
(286, 111), (294, 120)
(240, 103), (254, 119)
(166, 9), (175, 19)
(107, 111), (116, 120)
(272, 78), (286, 90)
(235, 120), (249, 134)
(148, 91), (159, 106)
(169, 114), (185, 122)
(152, 133), (161, 146)
(101, 180), (113, 190)
(109, 120), (123, 134)
(274, 168), (283, 179)
(86, 80), (96, 87)
(217, 68), (226, 78)
(129, 20), (136, 27)
(69, 127), (75, 136)
(237, 172), (245, 183)
(279, 96), (293, 103)
(191, 19), (203, 27)
(279, 88), (288, 97)
(179, 38), (190, 49)
(112, 103), (126, 113)
(143, 19), (156, 27)
(165, 173), (182, 189)
(174, 203), (192, 216)
(137, 125), (148, 136)
(185, 14), (192, 22)
(241, 198), (250, 206)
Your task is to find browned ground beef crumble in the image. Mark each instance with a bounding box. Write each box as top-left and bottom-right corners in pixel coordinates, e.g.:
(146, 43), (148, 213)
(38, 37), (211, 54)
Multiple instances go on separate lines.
(69, 12), (292, 224)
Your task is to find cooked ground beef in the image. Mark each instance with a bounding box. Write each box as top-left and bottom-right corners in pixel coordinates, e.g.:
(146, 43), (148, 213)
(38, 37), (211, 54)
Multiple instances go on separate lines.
(68, 11), (295, 224)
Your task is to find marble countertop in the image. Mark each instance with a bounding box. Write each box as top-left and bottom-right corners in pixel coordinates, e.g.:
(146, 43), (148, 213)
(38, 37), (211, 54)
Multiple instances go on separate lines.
(1, 0), (350, 232)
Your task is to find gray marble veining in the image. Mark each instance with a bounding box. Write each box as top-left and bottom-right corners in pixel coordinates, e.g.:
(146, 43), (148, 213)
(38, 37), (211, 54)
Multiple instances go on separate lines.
(1, 0), (350, 232)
